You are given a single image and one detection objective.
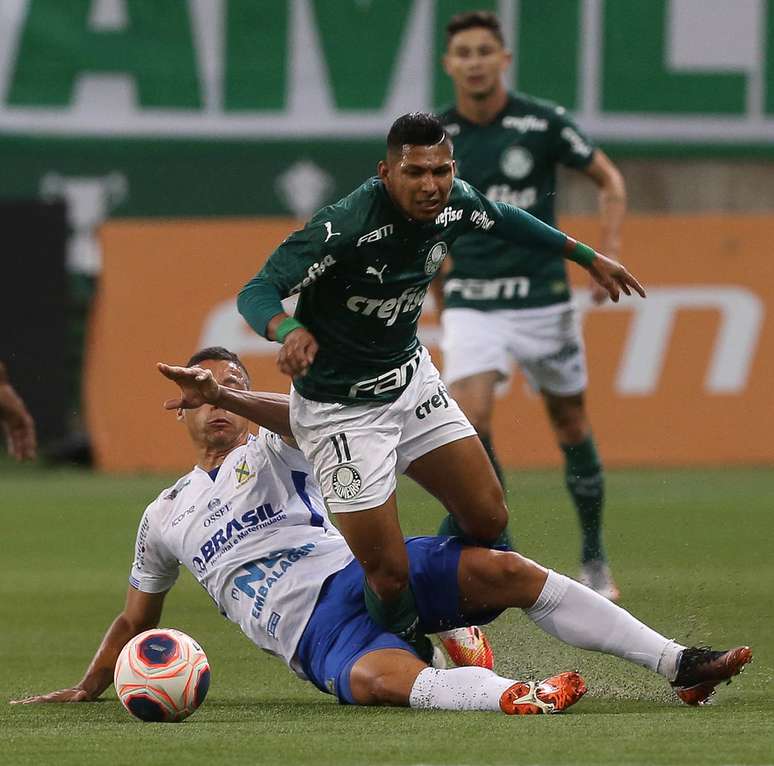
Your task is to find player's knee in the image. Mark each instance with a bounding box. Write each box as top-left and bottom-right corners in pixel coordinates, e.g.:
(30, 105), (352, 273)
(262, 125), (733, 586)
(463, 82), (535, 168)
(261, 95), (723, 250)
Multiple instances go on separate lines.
(463, 497), (508, 544)
(497, 552), (547, 604)
(349, 666), (407, 707)
(556, 420), (589, 445)
(367, 568), (410, 604)
(546, 399), (588, 444)
(473, 483), (508, 541)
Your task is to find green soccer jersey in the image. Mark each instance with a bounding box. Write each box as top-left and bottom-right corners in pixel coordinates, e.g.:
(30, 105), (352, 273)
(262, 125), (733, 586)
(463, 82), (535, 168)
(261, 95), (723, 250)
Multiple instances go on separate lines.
(238, 176), (578, 404)
(440, 93), (596, 311)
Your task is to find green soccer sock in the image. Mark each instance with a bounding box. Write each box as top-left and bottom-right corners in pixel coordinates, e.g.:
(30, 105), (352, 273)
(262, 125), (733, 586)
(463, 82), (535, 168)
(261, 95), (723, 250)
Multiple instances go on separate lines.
(562, 436), (606, 563)
(437, 513), (513, 550)
(479, 434), (506, 493)
(363, 578), (433, 663)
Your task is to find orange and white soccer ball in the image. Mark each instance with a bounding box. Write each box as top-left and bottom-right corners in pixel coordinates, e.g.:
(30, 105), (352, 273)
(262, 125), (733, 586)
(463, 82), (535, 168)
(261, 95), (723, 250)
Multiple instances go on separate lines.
(114, 628), (210, 722)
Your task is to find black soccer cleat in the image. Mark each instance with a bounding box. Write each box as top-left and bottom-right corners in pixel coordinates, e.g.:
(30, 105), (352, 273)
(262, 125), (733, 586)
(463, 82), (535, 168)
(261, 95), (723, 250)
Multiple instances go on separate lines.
(671, 645), (753, 706)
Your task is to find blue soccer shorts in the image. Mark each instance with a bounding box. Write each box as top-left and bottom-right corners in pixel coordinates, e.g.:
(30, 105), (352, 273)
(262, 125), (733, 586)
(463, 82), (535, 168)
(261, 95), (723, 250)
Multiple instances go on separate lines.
(294, 536), (503, 704)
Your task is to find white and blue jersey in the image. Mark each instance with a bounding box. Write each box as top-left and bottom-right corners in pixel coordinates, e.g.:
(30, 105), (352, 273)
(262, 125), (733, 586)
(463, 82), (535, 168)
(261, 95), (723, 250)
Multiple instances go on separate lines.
(129, 429), (354, 675)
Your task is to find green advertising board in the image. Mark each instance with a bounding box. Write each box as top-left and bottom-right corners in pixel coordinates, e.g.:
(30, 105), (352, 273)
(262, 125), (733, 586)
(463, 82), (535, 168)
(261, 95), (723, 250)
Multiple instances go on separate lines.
(1, 0), (773, 221)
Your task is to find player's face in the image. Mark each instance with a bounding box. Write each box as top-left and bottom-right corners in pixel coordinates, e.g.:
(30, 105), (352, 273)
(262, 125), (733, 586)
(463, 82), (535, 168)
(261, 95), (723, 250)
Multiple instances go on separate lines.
(444, 27), (511, 100)
(378, 142), (456, 222)
(180, 360), (250, 452)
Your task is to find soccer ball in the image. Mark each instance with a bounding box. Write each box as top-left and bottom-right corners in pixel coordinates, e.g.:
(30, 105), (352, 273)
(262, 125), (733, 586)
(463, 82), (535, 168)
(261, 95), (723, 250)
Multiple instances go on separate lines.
(114, 628), (210, 722)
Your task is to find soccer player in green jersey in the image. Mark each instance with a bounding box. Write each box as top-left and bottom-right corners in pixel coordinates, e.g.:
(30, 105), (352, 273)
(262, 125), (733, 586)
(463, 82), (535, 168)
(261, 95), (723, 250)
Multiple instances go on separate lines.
(238, 112), (643, 661)
(437, 11), (628, 602)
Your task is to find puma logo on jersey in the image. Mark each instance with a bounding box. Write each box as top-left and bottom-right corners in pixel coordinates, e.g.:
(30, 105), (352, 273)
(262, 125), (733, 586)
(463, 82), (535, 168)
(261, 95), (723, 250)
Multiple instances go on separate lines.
(356, 223), (394, 247)
(366, 264), (387, 283)
(323, 221), (341, 242)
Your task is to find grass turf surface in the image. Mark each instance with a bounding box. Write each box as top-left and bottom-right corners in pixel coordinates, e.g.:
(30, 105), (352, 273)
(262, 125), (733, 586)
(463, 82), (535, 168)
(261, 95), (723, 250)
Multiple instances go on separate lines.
(2, 462), (772, 765)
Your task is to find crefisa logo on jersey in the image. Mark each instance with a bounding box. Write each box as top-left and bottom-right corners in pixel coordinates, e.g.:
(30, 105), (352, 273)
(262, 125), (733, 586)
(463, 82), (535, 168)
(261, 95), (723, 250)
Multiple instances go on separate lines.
(470, 210), (495, 231)
(332, 465), (362, 499)
(501, 146), (534, 180)
(434, 206), (462, 226)
(424, 241), (448, 275)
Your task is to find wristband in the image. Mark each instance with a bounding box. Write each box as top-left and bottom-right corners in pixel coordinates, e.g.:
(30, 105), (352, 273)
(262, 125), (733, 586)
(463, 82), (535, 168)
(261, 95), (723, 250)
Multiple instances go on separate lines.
(566, 240), (597, 267)
(275, 317), (305, 343)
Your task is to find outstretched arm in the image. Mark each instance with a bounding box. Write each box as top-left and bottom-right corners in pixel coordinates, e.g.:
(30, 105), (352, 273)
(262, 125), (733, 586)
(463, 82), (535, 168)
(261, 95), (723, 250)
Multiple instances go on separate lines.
(581, 149), (628, 305)
(488, 204), (644, 303)
(11, 587), (166, 704)
(157, 363), (295, 441)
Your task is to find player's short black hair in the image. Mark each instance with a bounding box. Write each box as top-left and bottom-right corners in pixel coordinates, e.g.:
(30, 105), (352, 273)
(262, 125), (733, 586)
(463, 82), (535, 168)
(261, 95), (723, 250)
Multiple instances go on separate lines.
(186, 346), (250, 385)
(386, 112), (448, 152)
(446, 10), (504, 46)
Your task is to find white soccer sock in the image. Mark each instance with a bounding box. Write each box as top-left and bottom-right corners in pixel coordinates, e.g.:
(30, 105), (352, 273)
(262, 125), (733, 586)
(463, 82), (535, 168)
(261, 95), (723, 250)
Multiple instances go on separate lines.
(408, 666), (515, 711)
(524, 570), (684, 680)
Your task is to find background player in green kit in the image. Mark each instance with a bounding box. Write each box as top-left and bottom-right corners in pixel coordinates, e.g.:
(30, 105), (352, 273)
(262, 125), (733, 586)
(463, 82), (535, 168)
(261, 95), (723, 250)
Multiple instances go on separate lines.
(438, 11), (628, 601)
(238, 113), (643, 661)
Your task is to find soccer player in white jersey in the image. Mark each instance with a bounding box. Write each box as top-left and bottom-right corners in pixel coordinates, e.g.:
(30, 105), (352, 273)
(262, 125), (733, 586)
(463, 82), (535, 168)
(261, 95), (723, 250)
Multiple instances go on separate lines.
(13, 348), (751, 713)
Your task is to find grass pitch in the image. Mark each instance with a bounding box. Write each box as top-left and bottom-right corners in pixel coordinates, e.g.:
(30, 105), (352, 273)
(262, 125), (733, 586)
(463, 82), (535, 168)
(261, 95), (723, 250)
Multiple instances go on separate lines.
(2, 462), (772, 766)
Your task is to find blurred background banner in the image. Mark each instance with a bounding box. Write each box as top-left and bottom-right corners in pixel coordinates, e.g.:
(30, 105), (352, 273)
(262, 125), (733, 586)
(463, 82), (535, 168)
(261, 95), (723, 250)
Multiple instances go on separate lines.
(1, 0), (772, 466)
(1, 0), (773, 218)
(87, 214), (773, 472)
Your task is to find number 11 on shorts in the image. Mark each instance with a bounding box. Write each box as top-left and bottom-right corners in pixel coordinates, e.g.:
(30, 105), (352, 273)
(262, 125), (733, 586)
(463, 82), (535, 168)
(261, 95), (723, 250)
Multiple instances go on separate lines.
(329, 433), (352, 463)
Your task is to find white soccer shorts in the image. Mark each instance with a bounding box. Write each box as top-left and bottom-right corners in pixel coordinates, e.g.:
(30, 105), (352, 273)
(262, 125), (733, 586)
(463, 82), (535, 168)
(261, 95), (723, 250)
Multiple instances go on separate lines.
(440, 304), (588, 396)
(289, 347), (476, 513)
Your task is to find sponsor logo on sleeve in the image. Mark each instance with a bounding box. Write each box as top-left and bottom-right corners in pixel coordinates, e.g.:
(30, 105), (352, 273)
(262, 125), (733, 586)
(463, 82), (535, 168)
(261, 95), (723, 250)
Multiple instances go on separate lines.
(163, 478), (191, 501)
(470, 210), (495, 231)
(135, 515), (150, 570)
(561, 126), (592, 158)
(289, 253), (337, 294)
